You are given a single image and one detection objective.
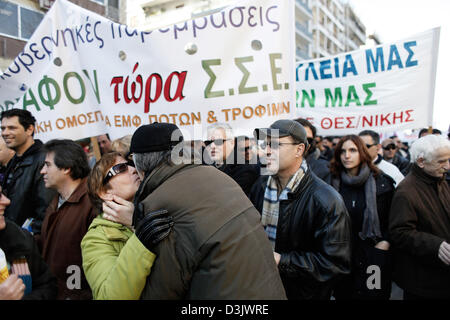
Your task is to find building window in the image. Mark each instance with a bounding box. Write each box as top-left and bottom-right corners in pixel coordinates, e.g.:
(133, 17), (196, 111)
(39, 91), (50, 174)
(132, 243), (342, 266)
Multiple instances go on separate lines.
(109, 0), (118, 8)
(0, 1), (19, 38)
(21, 7), (43, 39)
(0, 0), (44, 40)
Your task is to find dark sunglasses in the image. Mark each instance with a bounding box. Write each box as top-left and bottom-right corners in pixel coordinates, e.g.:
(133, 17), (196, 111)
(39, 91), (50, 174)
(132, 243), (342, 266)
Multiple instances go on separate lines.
(365, 143), (376, 149)
(307, 137), (314, 145)
(383, 143), (396, 151)
(102, 162), (132, 185)
(204, 139), (230, 146)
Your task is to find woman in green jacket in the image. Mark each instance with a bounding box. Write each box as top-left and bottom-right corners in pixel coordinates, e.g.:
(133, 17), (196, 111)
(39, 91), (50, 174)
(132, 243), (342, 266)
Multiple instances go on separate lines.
(81, 152), (173, 300)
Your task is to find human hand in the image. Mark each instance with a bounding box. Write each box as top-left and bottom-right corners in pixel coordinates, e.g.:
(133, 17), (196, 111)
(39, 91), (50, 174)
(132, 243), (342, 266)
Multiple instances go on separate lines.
(102, 195), (134, 227)
(375, 240), (390, 251)
(135, 209), (174, 251)
(438, 241), (450, 266)
(0, 274), (25, 300)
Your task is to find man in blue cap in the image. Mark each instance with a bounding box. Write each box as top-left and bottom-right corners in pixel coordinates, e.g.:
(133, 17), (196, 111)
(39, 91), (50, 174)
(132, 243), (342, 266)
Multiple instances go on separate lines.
(250, 119), (351, 300)
(129, 122), (286, 300)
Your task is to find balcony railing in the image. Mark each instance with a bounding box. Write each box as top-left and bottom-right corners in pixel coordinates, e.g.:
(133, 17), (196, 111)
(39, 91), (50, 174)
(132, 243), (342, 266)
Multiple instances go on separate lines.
(296, 0), (312, 16)
(295, 21), (312, 39)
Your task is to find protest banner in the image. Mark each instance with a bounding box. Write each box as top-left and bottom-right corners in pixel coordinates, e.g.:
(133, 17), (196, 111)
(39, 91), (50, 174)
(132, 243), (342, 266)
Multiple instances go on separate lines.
(0, 0), (295, 141)
(295, 27), (440, 135)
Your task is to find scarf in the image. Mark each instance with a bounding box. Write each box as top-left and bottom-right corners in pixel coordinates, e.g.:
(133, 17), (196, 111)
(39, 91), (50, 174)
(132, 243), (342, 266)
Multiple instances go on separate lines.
(332, 164), (382, 241)
(261, 161), (307, 249)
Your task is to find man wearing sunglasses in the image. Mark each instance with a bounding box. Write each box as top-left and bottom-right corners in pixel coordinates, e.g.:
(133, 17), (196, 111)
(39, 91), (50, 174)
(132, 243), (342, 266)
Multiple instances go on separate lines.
(38, 139), (98, 300)
(205, 123), (259, 195)
(130, 122), (286, 299)
(294, 118), (331, 184)
(205, 123), (235, 166)
(359, 130), (404, 187)
(249, 119), (351, 300)
(382, 138), (411, 176)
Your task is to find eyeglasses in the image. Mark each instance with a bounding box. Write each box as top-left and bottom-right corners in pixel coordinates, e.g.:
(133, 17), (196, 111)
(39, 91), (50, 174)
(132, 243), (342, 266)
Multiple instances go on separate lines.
(204, 139), (230, 146)
(383, 143), (396, 151)
(365, 143), (377, 149)
(102, 162), (131, 185)
(260, 141), (301, 150)
(307, 137), (314, 145)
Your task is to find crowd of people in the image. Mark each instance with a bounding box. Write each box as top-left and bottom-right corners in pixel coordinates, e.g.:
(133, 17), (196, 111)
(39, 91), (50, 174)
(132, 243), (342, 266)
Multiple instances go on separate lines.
(0, 108), (448, 300)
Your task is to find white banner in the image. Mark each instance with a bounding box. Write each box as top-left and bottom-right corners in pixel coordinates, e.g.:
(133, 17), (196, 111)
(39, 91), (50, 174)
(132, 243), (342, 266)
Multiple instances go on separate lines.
(295, 28), (440, 135)
(0, 0), (295, 141)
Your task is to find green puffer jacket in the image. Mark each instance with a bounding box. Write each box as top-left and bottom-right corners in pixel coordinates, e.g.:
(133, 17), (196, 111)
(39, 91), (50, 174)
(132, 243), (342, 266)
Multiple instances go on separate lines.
(81, 216), (155, 300)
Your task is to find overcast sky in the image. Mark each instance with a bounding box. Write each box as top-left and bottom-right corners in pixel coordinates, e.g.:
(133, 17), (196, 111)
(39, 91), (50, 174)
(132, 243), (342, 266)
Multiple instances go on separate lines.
(347, 0), (449, 132)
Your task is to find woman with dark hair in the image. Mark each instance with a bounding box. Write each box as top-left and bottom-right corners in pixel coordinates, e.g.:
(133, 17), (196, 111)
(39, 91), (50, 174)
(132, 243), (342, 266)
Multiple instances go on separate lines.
(80, 152), (173, 299)
(330, 135), (395, 300)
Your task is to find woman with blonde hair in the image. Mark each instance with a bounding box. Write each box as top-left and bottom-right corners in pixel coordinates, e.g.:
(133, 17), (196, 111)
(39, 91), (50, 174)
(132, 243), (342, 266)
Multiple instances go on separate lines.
(111, 135), (132, 158)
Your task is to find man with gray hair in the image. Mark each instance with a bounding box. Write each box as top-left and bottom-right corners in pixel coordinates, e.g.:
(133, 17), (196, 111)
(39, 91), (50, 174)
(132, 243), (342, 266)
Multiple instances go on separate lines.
(205, 122), (235, 166)
(130, 122), (286, 299)
(205, 122), (259, 195)
(389, 134), (450, 299)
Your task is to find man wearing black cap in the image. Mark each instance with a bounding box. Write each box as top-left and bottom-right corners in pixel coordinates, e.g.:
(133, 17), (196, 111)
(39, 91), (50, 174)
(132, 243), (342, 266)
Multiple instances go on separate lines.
(250, 119), (351, 300)
(129, 122), (286, 300)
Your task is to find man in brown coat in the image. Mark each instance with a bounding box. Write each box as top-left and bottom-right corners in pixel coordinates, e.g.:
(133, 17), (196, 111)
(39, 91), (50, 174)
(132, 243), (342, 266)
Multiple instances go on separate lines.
(389, 134), (450, 299)
(130, 123), (287, 299)
(38, 139), (98, 299)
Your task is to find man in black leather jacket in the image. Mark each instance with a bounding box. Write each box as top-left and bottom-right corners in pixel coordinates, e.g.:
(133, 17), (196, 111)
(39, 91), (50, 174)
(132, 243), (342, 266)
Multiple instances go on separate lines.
(0, 109), (56, 234)
(250, 119), (351, 300)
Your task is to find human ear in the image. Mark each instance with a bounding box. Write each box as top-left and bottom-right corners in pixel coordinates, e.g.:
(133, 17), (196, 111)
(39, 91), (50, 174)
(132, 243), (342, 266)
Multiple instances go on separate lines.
(99, 189), (114, 201)
(25, 124), (35, 136)
(416, 157), (425, 169)
(296, 144), (305, 158)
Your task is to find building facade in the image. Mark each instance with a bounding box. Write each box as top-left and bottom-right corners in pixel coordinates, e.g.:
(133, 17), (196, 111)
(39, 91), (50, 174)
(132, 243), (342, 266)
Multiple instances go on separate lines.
(310, 0), (365, 59)
(294, 0), (312, 61)
(343, 1), (366, 52)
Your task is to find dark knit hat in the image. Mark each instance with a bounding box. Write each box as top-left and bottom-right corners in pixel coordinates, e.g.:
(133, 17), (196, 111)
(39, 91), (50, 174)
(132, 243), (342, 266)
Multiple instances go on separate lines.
(130, 122), (183, 153)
